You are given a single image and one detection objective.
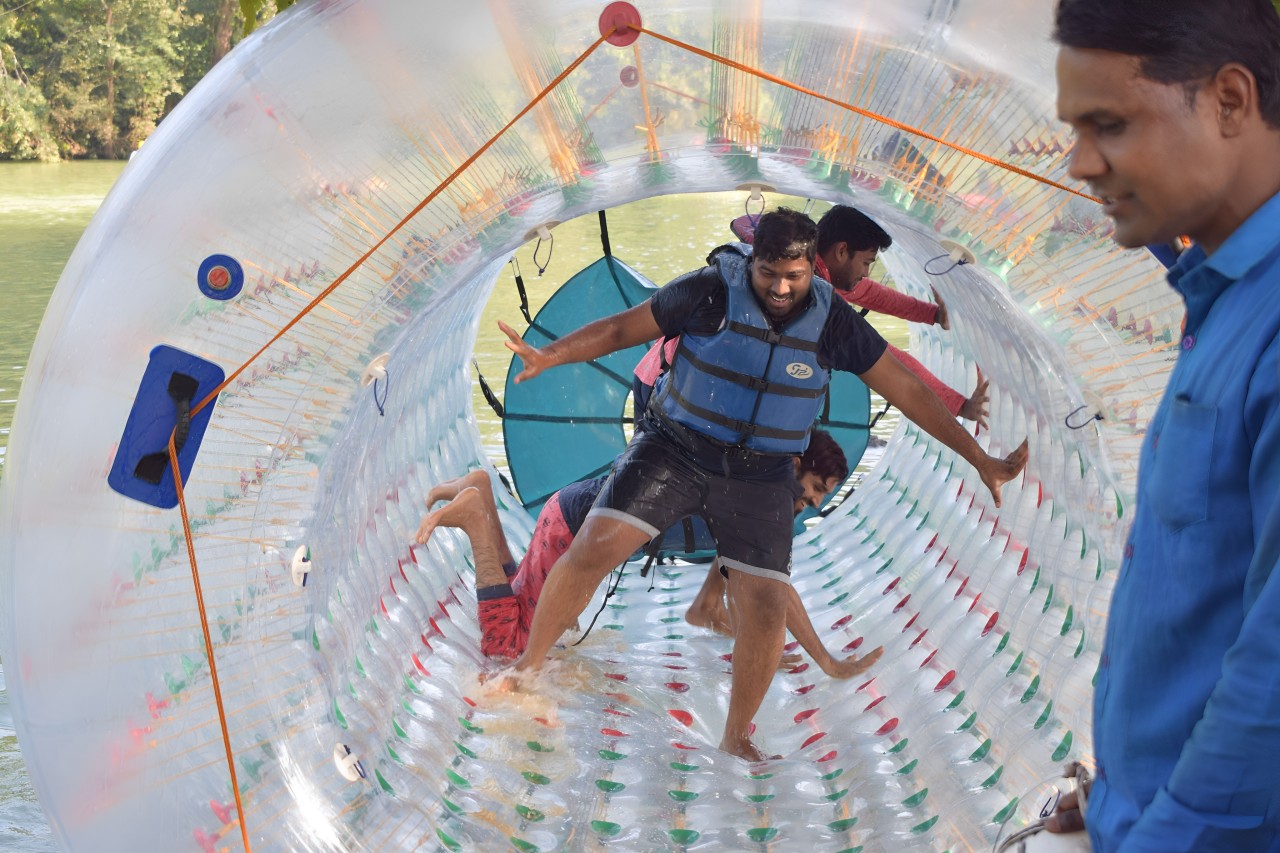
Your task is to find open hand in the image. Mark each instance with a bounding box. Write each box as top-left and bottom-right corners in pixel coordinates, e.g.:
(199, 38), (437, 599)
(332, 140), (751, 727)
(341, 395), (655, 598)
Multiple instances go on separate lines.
(980, 438), (1029, 508)
(931, 285), (950, 330)
(958, 367), (990, 430)
(778, 652), (804, 670)
(499, 320), (553, 383)
(1044, 788), (1087, 833)
(819, 644), (884, 679)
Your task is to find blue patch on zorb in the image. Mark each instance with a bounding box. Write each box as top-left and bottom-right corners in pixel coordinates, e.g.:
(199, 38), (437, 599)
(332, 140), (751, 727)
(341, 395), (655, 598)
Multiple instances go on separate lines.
(197, 253), (244, 300)
(108, 345), (225, 509)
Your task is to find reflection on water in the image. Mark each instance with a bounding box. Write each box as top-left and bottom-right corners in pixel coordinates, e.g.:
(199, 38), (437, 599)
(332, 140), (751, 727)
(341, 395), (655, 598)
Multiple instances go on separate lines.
(0, 164), (910, 849)
(1, 161), (125, 851)
(0, 162), (128, 474)
(0, 666), (53, 851)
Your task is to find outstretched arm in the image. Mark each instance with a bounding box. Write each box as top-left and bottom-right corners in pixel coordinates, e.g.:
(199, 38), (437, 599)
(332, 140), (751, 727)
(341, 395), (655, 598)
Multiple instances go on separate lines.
(859, 350), (1027, 507)
(842, 278), (939, 324)
(786, 585), (883, 678)
(887, 345), (967, 417)
(930, 285), (950, 330)
(501, 302), (662, 383)
(957, 368), (990, 430)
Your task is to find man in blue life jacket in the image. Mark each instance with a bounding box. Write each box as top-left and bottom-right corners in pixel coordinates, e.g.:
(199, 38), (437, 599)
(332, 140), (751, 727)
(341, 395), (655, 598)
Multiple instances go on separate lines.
(1046, 1), (1280, 850)
(499, 208), (1029, 761)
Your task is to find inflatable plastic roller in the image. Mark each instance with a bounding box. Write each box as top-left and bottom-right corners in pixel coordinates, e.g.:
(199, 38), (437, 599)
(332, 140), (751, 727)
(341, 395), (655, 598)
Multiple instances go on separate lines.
(0, 0), (1184, 849)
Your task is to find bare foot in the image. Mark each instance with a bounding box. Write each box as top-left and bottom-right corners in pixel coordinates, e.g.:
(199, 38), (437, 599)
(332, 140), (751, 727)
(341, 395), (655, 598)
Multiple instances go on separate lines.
(414, 486), (486, 545)
(720, 733), (780, 762)
(778, 653), (803, 670)
(426, 469), (491, 509)
(479, 668), (524, 693)
(685, 602), (734, 636)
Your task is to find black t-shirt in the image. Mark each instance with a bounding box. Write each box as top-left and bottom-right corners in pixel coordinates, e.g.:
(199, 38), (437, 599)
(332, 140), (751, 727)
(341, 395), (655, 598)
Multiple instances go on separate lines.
(555, 475), (607, 535)
(649, 266), (888, 374)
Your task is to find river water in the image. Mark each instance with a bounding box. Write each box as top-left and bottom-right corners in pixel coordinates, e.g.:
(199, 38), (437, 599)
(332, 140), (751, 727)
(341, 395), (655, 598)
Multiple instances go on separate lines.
(0, 160), (118, 851)
(0, 161), (907, 847)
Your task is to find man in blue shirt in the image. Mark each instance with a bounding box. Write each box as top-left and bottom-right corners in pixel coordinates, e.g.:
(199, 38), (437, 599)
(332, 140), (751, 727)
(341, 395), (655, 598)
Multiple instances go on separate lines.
(1051, 1), (1280, 849)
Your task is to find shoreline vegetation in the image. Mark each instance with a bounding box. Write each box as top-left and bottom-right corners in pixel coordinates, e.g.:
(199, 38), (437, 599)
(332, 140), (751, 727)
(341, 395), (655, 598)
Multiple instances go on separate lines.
(0, 0), (292, 161)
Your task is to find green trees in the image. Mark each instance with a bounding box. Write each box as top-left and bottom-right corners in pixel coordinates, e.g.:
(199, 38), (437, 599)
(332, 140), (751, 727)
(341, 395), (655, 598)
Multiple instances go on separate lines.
(1, 33), (58, 160)
(0, 0), (284, 160)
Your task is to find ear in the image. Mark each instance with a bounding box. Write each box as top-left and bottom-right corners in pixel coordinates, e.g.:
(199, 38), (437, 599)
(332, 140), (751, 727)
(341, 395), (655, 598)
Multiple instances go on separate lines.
(793, 457), (803, 474)
(1212, 63), (1257, 138)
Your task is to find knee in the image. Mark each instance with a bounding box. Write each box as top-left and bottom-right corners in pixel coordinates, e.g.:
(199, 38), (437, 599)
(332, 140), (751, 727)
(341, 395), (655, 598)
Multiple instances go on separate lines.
(728, 575), (788, 627)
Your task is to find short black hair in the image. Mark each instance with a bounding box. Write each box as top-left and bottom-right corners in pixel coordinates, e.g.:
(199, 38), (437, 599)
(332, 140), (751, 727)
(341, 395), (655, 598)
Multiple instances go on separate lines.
(816, 205), (893, 254)
(798, 429), (849, 484)
(1054, 0), (1280, 128)
(752, 208), (818, 264)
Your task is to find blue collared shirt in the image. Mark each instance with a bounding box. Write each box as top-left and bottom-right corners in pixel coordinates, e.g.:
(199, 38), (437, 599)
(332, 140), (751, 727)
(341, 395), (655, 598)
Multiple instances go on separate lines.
(1088, 190), (1280, 852)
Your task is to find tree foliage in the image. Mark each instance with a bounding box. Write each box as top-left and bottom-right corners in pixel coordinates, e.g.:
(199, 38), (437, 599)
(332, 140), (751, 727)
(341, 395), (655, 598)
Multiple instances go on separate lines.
(0, 0), (283, 159)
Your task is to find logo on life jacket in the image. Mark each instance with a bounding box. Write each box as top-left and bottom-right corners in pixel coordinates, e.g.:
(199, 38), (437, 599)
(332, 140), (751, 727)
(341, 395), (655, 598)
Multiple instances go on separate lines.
(786, 362), (814, 379)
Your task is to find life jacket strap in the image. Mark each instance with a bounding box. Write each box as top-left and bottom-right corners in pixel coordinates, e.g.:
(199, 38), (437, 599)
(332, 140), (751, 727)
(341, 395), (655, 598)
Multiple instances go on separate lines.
(665, 383), (811, 442)
(726, 321), (821, 352)
(675, 340), (825, 400)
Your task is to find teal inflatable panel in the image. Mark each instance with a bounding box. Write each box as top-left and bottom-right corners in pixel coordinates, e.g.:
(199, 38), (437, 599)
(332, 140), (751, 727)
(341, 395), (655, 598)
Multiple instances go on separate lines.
(503, 256), (656, 515)
(502, 255), (873, 542)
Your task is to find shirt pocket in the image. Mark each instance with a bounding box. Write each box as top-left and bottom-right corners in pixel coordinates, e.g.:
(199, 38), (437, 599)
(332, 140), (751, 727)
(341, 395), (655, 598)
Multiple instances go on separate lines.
(1147, 395), (1217, 531)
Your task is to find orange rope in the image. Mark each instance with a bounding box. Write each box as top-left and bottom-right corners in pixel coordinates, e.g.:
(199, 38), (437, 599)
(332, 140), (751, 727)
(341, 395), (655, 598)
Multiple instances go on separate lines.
(190, 30), (615, 418)
(631, 41), (659, 156)
(160, 32), (616, 850)
(158, 26), (1091, 849)
(648, 81), (709, 106)
(634, 25), (1101, 204)
(168, 434), (252, 853)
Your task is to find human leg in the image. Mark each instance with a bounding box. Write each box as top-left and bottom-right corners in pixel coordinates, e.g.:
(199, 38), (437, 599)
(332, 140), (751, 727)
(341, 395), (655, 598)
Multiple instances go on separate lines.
(685, 560), (733, 635)
(415, 487), (509, 587)
(703, 466), (797, 760)
(509, 489), (576, 636)
(425, 468), (491, 507)
(414, 486), (528, 658)
(510, 514), (653, 671)
(721, 570), (789, 761)
(419, 471), (515, 567)
(512, 429), (703, 671)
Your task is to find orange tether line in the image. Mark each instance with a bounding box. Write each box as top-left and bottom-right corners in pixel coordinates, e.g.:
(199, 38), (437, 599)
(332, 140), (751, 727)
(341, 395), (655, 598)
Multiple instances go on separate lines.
(634, 25), (1101, 205)
(190, 29), (615, 418)
(631, 41), (660, 155)
(161, 31), (615, 850)
(168, 435), (253, 853)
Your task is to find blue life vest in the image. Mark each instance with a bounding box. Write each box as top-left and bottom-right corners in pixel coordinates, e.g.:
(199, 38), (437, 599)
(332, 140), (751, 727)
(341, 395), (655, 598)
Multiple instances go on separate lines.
(653, 243), (832, 455)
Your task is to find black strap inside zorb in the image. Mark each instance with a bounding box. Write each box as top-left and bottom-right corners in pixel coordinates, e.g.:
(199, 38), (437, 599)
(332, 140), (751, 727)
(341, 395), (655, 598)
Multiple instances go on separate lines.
(133, 372), (200, 485)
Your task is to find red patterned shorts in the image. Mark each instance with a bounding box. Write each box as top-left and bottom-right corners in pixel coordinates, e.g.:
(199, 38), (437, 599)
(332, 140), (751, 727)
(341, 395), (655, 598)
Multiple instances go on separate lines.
(478, 490), (574, 659)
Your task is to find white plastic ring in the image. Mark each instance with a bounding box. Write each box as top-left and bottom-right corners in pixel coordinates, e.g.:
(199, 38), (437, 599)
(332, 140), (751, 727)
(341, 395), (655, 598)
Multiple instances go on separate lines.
(291, 545), (311, 588)
(333, 743), (365, 781)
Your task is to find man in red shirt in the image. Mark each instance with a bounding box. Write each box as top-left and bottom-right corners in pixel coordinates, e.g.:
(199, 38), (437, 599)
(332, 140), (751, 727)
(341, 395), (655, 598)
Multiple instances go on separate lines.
(733, 205), (990, 427)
